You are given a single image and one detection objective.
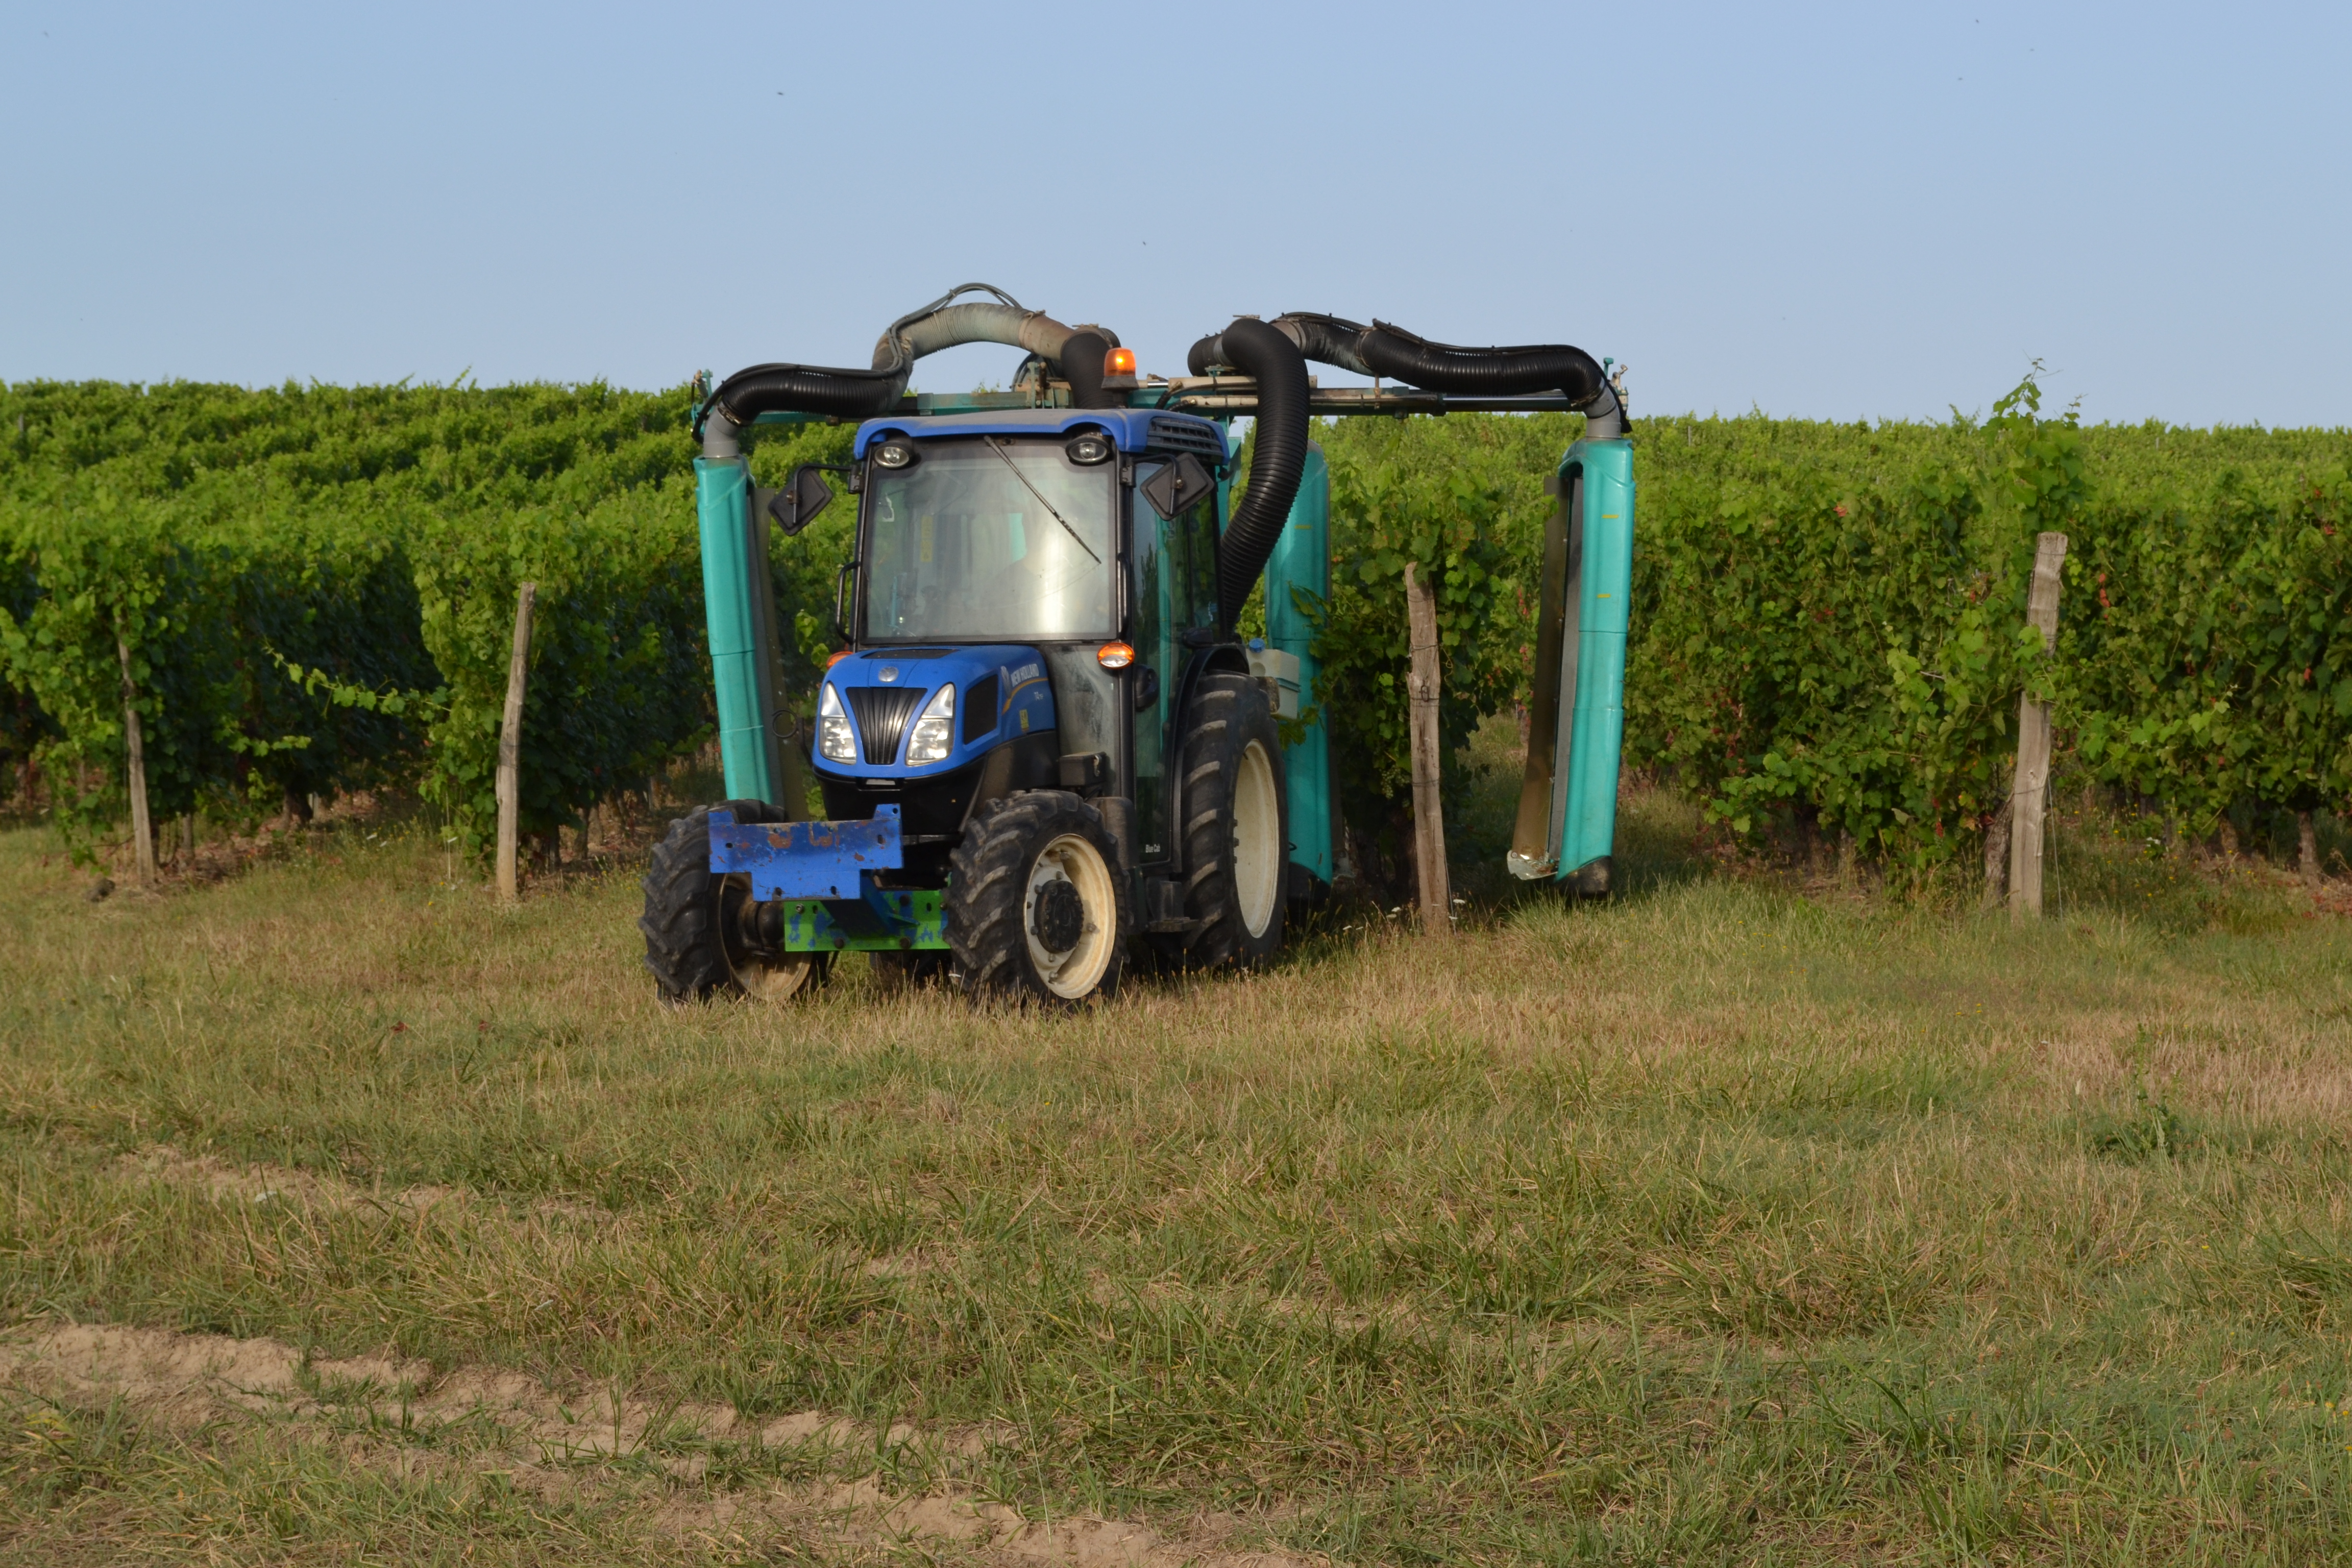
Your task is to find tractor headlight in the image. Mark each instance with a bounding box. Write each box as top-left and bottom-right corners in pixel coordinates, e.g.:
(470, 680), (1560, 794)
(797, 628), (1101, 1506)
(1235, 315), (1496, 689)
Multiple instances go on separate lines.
(817, 682), (856, 763)
(905, 683), (955, 765)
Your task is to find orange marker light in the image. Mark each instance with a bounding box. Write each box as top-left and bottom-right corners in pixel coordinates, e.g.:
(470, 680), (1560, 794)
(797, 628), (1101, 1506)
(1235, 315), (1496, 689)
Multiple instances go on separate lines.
(1096, 641), (1136, 671)
(1104, 347), (1137, 378)
(827, 650), (854, 668)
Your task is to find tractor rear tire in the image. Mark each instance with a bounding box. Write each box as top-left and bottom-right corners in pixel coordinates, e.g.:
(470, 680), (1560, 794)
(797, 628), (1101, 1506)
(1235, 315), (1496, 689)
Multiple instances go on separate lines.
(1165, 672), (1287, 970)
(640, 802), (829, 1004)
(945, 791), (1131, 1006)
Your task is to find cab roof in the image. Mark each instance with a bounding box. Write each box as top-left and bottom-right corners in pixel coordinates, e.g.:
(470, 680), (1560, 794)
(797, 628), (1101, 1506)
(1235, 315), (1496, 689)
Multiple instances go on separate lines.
(852, 407), (1226, 461)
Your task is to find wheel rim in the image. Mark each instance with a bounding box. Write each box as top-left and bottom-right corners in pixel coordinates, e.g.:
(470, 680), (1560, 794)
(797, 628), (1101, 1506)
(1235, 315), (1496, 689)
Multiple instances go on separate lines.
(1232, 738), (1281, 939)
(1023, 832), (1117, 999)
(716, 873), (822, 1000)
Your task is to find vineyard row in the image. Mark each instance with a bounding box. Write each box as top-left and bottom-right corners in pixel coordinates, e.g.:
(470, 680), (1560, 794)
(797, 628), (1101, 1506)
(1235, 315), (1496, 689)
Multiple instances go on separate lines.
(2, 378), (2345, 881)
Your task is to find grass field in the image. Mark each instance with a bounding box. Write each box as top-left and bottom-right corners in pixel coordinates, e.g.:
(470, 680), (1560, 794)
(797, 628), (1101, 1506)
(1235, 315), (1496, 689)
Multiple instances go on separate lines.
(1, 775), (2349, 1565)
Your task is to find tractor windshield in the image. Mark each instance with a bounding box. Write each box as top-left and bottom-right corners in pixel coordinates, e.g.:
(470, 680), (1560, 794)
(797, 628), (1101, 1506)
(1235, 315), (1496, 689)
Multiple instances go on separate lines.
(861, 438), (1116, 642)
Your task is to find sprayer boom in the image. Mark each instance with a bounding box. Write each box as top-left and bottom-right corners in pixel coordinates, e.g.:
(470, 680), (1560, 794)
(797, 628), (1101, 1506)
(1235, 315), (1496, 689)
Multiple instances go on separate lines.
(728, 382), (1584, 422)
(646, 285), (1634, 1008)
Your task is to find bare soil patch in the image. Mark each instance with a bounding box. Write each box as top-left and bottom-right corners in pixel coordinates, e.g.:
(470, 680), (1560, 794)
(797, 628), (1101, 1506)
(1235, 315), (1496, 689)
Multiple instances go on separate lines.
(0, 1320), (1314, 1566)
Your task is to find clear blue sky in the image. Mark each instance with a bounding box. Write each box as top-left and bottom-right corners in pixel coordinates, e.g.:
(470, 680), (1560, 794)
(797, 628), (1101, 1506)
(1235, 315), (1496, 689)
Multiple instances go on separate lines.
(3, 2), (2344, 427)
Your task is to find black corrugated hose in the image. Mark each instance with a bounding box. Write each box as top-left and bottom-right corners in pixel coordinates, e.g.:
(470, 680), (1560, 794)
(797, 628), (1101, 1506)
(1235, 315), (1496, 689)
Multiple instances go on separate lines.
(704, 360), (903, 429)
(705, 329), (1119, 432)
(1271, 312), (1624, 436)
(1185, 318), (1311, 630)
(1061, 330), (1112, 409)
(695, 284), (1125, 443)
(708, 324), (1116, 429)
(1186, 310), (1622, 622)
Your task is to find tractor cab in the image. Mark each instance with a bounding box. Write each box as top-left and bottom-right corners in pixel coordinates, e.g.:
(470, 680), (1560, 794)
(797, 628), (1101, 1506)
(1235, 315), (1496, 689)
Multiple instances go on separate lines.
(820, 410), (1230, 886)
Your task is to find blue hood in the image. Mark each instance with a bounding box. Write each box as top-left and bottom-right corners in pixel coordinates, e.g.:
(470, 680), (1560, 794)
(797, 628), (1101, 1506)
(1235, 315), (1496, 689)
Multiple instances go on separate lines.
(815, 644), (1054, 779)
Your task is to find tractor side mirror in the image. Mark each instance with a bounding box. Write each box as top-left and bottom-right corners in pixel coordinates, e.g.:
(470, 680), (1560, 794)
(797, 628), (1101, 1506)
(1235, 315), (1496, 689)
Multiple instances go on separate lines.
(770, 464), (836, 535)
(1140, 453), (1215, 520)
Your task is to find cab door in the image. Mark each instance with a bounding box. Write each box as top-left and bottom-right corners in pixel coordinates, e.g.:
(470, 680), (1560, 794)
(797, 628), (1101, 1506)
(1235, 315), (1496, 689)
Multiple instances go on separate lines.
(1128, 459), (1220, 865)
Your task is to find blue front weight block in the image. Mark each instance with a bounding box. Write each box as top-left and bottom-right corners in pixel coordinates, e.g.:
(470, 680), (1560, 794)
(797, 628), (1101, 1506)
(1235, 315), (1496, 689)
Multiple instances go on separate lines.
(708, 804), (904, 900)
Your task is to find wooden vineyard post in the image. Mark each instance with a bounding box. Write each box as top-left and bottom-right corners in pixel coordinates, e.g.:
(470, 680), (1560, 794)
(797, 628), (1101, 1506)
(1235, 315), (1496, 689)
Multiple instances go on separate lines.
(2008, 533), (2068, 922)
(495, 581), (536, 904)
(1981, 810), (2010, 910)
(1404, 561), (1450, 937)
(115, 630), (156, 888)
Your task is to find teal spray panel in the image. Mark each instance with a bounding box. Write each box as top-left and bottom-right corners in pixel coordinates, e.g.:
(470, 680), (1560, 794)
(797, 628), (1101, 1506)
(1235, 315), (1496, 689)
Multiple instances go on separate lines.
(693, 457), (787, 806)
(1553, 438), (1634, 883)
(1264, 445), (1332, 885)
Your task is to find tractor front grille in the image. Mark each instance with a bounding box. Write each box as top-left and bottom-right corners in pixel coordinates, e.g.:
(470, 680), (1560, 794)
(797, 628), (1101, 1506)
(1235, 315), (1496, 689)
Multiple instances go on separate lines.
(1148, 417), (1225, 459)
(845, 685), (926, 766)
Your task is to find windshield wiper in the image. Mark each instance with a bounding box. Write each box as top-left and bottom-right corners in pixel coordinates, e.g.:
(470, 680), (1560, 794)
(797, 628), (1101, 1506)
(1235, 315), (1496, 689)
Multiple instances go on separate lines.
(983, 437), (1100, 564)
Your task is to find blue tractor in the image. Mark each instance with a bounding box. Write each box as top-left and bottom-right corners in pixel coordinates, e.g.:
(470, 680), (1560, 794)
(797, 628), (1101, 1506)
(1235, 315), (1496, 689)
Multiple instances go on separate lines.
(639, 284), (1633, 1006)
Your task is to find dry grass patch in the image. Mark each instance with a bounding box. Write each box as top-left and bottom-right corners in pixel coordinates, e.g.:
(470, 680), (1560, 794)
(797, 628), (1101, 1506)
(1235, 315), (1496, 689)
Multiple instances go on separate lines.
(0, 789), (2348, 1563)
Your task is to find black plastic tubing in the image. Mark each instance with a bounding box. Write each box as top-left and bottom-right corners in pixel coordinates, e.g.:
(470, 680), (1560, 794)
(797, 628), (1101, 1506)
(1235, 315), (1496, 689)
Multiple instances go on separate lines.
(1273, 313), (1623, 435)
(1186, 317), (1311, 630)
(706, 361), (903, 429)
(1365, 318), (1605, 403)
(1061, 330), (1112, 409)
(698, 285), (1124, 442)
(713, 328), (1115, 426)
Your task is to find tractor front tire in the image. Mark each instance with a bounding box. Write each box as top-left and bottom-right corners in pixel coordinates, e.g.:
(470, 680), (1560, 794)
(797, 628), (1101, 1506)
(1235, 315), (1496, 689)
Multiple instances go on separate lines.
(946, 791), (1131, 1006)
(1167, 672), (1287, 970)
(640, 802), (829, 1004)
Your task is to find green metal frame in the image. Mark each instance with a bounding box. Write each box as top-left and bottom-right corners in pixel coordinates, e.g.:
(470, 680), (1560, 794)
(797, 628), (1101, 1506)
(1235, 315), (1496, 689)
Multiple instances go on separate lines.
(694, 457), (788, 805)
(1265, 445), (1332, 886)
(1556, 437), (1634, 883)
(1510, 436), (1634, 889)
